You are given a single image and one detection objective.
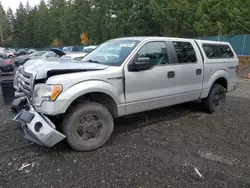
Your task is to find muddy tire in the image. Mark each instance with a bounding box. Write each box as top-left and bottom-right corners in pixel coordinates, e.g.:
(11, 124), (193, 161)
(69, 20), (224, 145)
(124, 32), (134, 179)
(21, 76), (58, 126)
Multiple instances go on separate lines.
(203, 84), (226, 114)
(62, 102), (114, 151)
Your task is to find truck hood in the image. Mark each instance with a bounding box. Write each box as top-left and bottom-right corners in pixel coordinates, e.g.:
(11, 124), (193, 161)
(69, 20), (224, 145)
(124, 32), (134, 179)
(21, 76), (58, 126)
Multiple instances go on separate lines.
(22, 58), (109, 79)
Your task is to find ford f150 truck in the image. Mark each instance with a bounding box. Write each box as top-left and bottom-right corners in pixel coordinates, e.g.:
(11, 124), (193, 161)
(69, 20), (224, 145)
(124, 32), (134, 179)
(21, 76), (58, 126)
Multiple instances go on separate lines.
(11, 37), (239, 151)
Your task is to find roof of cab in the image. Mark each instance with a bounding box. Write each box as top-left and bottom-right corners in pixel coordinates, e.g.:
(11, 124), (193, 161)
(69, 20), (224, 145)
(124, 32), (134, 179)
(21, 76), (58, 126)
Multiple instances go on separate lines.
(111, 36), (190, 41)
(195, 39), (231, 45)
(111, 36), (231, 44)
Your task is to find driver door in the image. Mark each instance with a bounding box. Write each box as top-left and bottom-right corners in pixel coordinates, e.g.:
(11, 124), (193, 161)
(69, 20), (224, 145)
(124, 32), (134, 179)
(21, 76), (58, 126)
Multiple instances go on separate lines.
(124, 41), (177, 115)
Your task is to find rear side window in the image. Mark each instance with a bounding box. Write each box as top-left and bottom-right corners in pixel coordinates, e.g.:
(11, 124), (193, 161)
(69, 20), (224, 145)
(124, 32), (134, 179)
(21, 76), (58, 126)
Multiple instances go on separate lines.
(219, 45), (234, 58)
(203, 45), (221, 58)
(173, 42), (197, 63)
(203, 44), (234, 59)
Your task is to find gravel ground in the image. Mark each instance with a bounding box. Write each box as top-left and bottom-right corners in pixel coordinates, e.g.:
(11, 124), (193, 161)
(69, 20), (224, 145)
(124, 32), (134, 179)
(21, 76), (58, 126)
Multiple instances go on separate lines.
(0, 76), (250, 188)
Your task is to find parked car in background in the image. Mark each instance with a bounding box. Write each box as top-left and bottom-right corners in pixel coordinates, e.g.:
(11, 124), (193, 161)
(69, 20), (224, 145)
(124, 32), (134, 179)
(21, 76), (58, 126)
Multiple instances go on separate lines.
(41, 51), (60, 58)
(14, 50), (64, 67)
(0, 47), (15, 59)
(0, 58), (14, 75)
(9, 48), (16, 54)
(72, 46), (84, 52)
(83, 45), (98, 53)
(15, 49), (27, 56)
(61, 52), (88, 60)
(62, 46), (74, 52)
(27, 49), (36, 54)
(5, 50), (15, 58)
(13, 51), (47, 67)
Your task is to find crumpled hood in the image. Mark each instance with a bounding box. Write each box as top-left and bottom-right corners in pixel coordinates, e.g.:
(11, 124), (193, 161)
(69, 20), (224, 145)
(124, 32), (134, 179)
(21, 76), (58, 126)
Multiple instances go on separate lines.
(22, 58), (109, 79)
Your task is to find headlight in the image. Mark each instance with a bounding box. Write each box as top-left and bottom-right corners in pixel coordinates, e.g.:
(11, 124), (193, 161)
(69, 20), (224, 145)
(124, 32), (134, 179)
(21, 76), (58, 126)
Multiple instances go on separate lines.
(33, 84), (63, 106)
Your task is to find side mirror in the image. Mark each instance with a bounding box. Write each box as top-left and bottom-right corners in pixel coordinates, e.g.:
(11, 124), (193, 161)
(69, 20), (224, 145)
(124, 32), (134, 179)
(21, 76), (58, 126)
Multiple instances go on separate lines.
(131, 57), (152, 71)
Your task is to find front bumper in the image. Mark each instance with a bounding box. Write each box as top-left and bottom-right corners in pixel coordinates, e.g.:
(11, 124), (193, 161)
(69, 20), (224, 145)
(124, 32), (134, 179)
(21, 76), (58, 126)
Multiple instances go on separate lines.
(12, 97), (66, 147)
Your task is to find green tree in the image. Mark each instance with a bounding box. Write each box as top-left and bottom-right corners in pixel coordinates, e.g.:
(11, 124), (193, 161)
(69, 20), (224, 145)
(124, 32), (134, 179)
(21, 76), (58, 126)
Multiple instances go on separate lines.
(0, 2), (10, 45)
(13, 2), (28, 47)
(33, 0), (51, 47)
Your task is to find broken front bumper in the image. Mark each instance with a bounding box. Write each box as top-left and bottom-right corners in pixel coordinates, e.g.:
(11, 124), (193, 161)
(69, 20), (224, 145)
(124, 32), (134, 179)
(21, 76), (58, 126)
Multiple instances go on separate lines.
(12, 97), (66, 147)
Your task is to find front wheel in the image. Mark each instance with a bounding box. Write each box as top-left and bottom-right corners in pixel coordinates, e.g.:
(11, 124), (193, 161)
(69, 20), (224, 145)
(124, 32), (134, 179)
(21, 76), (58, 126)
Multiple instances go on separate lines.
(62, 102), (114, 151)
(202, 84), (226, 114)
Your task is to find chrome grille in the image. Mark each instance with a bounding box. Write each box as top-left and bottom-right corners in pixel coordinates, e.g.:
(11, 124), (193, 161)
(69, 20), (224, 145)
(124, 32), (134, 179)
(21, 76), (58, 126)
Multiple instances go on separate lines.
(15, 69), (34, 96)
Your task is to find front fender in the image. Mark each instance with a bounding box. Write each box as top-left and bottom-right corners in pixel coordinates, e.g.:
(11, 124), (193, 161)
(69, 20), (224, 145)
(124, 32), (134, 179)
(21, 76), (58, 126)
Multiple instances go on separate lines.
(57, 80), (125, 112)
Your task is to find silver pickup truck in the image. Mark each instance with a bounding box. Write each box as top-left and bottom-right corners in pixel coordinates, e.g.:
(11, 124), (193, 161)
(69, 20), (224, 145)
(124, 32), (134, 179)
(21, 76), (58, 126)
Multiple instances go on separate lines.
(11, 37), (239, 151)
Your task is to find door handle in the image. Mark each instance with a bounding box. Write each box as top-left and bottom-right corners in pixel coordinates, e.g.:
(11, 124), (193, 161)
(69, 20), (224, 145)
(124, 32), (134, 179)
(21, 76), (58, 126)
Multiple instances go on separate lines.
(168, 71), (175, 78)
(196, 69), (202, 75)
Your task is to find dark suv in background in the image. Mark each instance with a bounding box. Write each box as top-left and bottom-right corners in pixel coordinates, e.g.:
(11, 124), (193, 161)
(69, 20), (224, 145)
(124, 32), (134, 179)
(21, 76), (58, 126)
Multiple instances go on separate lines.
(0, 58), (14, 75)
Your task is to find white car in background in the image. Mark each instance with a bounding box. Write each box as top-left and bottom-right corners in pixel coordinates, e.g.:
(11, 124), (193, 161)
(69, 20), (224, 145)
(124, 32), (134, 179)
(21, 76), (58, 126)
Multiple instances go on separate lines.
(5, 50), (15, 58)
(0, 47), (15, 59)
(61, 52), (88, 60)
(83, 46), (98, 53)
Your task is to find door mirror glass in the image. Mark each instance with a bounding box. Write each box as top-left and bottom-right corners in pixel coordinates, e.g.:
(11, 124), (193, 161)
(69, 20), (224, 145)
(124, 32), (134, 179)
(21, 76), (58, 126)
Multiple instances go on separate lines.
(131, 57), (153, 71)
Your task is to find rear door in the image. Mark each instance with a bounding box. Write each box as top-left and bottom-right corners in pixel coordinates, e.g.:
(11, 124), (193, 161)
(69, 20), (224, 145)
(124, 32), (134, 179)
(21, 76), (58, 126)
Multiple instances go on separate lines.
(167, 39), (204, 104)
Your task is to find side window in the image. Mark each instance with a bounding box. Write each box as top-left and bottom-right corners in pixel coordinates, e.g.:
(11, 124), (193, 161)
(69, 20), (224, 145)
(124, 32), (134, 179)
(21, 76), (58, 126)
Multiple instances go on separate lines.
(203, 45), (221, 58)
(137, 42), (169, 65)
(219, 45), (234, 58)
(173, 41), (197, 63)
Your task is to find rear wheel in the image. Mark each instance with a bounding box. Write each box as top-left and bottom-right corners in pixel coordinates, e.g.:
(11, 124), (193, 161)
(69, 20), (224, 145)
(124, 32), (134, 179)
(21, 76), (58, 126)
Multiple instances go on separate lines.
(203, 84), (226, 113)
(62, 102), (114, 151)
(8, 55), (14, 59)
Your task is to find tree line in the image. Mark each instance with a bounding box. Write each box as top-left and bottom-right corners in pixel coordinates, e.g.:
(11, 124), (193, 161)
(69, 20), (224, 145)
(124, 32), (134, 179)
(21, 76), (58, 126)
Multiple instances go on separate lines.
(0, 0), (249, 48)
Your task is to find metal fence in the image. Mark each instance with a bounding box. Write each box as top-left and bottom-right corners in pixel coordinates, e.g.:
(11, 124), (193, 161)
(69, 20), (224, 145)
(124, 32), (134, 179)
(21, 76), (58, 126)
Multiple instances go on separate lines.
(198, 34), (250, 56)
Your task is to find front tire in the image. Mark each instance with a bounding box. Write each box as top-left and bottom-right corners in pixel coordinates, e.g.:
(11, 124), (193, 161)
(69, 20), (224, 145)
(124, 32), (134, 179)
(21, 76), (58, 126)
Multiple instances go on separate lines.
(203, 84), (226, 114)
(62, 102), (114, 151)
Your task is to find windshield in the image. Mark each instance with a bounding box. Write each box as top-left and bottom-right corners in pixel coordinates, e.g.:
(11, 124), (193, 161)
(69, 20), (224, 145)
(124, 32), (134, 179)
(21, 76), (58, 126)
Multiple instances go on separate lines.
(30, 51), (46, 57)
(82, 40), (139, 66)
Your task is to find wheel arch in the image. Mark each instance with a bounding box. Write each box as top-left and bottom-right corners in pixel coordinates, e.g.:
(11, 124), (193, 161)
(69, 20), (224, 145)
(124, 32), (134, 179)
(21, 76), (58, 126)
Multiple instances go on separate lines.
(57, 80), (125, 117)
(67, 92), (119, 118)
(201, 69), (229, 98)
(212, 77), (228, 90)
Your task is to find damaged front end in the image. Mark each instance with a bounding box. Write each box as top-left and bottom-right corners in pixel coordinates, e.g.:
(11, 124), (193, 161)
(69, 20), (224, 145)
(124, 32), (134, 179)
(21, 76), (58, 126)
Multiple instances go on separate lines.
(12, 97), (65, 147)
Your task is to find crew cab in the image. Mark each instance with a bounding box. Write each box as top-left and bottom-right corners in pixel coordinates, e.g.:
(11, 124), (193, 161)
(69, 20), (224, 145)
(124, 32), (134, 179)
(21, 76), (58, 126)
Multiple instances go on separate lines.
(11, 37), (239, 151)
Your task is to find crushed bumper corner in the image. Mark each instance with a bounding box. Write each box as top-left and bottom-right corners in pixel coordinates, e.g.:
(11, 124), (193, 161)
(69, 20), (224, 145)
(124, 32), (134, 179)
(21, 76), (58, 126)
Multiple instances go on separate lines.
(13, 104), (66, 147)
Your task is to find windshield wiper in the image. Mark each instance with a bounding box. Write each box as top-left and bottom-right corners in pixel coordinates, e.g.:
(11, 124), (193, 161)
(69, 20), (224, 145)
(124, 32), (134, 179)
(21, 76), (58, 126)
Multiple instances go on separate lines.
(86, 59), (101, 64)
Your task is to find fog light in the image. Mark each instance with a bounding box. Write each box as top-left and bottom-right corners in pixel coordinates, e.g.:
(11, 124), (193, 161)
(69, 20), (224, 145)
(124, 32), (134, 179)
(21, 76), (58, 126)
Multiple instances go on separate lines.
(34, 122), (43, 132)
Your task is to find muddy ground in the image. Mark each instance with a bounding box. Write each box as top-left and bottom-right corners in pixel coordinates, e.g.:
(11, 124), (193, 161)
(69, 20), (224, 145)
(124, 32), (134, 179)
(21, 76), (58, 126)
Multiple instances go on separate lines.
(0, 75), (250, 188)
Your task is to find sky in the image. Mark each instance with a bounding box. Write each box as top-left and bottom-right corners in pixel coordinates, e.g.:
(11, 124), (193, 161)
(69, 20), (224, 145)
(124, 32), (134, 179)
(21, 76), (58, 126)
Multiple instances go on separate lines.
(1, 0), (41, 11)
